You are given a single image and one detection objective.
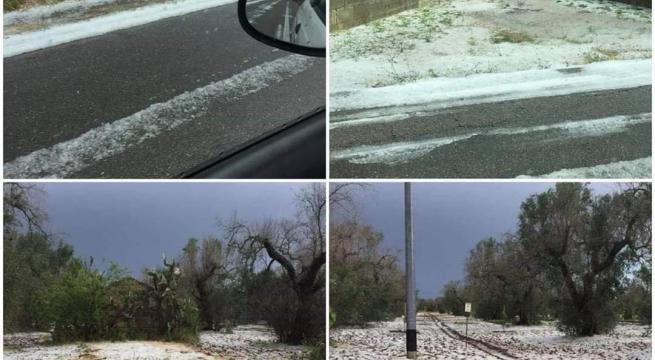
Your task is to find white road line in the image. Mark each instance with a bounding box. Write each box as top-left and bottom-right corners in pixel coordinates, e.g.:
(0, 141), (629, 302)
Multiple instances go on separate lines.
(4, 55), (315, 179)
(331, 113), (651, 165)
(4, 0), (236, 58)
(332, 134), (475, 166)
(330, 113), (413, 129)
(517, 157), (652, 179)
(330, 60), (651, 125)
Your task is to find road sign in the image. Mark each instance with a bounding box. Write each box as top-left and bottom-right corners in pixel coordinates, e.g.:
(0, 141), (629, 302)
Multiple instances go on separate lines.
(464, 302), (471, 357)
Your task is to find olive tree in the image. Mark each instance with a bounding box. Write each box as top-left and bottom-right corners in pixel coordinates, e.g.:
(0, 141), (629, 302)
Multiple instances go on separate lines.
(465, 235), (548, 325)
(224, 183), (326, 344)
(179, 237), (227, 329)
(330, 220), (404, 326)
(4, 183), (74, 332)
(518, 183), (651, 335)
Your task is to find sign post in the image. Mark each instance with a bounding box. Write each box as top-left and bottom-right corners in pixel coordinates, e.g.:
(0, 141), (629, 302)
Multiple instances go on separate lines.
(464, 302), (471, 356)
(404, 183), (417, 359)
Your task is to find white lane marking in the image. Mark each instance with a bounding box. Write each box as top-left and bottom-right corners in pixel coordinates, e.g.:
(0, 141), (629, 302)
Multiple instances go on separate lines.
(249, 0), (281, 20)
(282, 1), (291, 42)
(331, 113), (651, 165)
(332, 134), (475, 166)
(517, 157), (652, 179)
(330, 59), (651, 126)
(4, 0), (236, 58)
(4, 55), (315, 179)
(330, 113), (413, 129)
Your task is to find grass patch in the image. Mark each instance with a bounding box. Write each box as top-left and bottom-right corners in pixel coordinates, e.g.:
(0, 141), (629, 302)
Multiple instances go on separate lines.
(559, 35), (592, 44)
(491, 29), (535, 44)
(595, 47), (620, 58)
(5, 0), (67, 12)
(583, 52), (606, 63)
(330, 1), (457, 60)
(583, 47), (620, 63)
(3, 345), (21, 352)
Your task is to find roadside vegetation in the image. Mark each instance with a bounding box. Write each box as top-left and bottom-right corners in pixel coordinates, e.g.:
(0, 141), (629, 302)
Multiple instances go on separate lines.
(4, 0), (180, 36)
(435, 183), (651, 336)
(4, 183), (327, 358)
(490, 28), (534, 44)
(4, 0), (65, 12)
(330, 0), (650, 90)
(329, 184), (405, 327)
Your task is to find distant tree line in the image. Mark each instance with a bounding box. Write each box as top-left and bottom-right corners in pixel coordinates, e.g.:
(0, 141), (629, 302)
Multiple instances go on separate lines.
(434, 183), (651, 336)
(3, 183), (326, 357)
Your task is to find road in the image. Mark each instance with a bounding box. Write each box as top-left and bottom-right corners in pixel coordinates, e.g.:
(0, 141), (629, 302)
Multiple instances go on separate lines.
(425, 314), (515, 360)
(4, 1), (324, 179)
(249, 0), (298, 41)
(330, 86), (651, 178)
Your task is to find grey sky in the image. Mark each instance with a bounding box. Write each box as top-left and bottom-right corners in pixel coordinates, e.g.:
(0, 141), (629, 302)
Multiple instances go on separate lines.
(37, 182), (311, 275)
(346, 182), (618, 298)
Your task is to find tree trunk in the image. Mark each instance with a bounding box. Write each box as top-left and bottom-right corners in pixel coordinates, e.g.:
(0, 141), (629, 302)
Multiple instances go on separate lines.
(517, 284), (534, 325)
(564, 276), (600, 336)
(287, 291), (313, 345)
(196, 285), (212, 330)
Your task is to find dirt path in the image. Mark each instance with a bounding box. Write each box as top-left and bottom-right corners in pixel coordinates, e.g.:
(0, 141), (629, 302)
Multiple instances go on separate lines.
(426, 314), (517, 360)
(331, 313), (652, 359)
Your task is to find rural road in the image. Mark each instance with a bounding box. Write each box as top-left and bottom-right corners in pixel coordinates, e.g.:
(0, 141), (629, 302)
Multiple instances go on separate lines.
(4, 1), (325, 179)
(330, 313), (509, 359)
(330, 85), (651, 178)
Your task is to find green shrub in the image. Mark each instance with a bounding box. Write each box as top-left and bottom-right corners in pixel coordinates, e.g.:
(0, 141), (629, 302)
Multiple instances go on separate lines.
(330, 261), (404, 326)
(305, 337), (326, 360)
(258, 274), (325, 344)
(37, 259), (111, 342)
(491, 29), (535, 43)
(4, 232), (74, 333)
(142, 258), (199, 342)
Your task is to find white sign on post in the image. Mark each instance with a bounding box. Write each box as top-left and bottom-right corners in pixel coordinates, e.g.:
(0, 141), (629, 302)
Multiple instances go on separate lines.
(464, 302), (472, 313)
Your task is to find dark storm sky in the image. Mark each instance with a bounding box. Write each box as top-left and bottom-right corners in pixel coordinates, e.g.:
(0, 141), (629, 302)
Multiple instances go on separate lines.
(37, 182), (309, 275)
(347, 182), (617, 298)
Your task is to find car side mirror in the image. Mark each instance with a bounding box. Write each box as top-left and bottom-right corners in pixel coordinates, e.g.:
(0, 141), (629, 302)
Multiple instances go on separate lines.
(238, 0), (325, 57)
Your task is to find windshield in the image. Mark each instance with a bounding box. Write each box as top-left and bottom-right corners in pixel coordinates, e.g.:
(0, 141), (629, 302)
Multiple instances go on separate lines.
(3, 0), (325, 179)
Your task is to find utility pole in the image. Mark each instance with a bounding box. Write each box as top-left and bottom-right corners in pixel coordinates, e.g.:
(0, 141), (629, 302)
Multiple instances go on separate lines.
(405, 182), (417, 359)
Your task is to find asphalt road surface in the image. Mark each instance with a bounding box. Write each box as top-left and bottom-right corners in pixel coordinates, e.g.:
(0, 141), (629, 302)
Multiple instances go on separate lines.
(330, 86), (651, 178)
(249, 0), (298, 39)
(4, 1), (324, 178)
